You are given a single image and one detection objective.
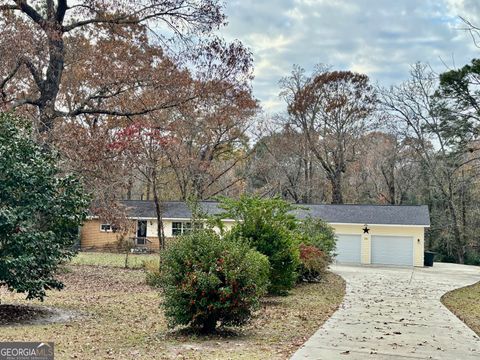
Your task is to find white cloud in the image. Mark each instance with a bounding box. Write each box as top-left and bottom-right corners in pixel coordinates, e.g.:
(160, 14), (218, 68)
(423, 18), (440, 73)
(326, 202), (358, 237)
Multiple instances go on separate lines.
(247, 33), (294, 53)
(221, 0), (479, 113)
(445, 0), (480, 23)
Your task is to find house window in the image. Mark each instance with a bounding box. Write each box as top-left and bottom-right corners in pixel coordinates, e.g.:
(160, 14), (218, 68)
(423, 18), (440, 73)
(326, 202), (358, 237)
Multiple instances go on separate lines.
(100, 224), (112, 232)
(172, 222), (185, 236)
(172, 222), (203, 236)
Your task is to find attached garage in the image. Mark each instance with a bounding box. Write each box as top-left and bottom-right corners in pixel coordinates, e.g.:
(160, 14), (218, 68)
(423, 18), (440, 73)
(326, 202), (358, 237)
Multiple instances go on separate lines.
(336, 234), (362, 264)
(371, 235), (413, 266)
(294, 204), (430, 267)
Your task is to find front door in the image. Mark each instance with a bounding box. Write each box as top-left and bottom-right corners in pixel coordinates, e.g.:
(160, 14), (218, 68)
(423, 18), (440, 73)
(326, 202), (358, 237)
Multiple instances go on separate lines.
(137, 220), (147, 245)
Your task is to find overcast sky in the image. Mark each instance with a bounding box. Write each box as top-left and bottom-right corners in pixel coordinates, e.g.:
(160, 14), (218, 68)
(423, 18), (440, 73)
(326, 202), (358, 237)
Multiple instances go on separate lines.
(219, 0), (480, 113)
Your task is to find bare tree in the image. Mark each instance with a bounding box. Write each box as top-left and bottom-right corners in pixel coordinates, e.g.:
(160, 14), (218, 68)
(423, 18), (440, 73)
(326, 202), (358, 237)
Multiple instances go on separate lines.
(378, 63), (479, 262)
(281, 65), (377, 204)
(248, 124), (325, 203)
(347, 131), (422, 205)
(112, 119), (173, 251)
(165, 82), (258, 200)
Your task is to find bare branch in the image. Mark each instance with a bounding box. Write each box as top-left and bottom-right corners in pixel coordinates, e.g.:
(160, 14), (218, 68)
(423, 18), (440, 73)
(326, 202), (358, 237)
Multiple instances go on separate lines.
(0, 62), (22, 95)
(56, 0), (68, 22)
(63, 5), (187, 32)
(14, 0), (45, 26)
(1, 57), (43, 102)
(0, 4), (19, 11)
(66, 96), (196, 118)
(21, 57), (44, 89)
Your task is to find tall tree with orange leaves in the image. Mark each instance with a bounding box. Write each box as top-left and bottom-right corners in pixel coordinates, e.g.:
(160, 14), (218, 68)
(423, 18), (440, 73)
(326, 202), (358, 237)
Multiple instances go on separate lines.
(0, 0), (253, 141)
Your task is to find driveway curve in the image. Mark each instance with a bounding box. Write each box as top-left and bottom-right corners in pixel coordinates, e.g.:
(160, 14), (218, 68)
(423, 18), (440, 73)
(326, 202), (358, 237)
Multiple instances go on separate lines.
(291, 263), (480, 359)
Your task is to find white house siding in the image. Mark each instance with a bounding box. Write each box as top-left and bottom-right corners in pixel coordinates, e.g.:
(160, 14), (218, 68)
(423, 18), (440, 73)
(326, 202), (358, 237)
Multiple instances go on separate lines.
(330, 224), (425, 267)
(143, 219), (235, 238)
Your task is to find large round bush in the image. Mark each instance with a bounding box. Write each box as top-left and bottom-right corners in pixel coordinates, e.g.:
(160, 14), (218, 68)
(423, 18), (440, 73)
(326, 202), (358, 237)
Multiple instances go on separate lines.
(159, 230), (270, 333)
(216, 196), (300, 295)
(226, 221), (299, 295)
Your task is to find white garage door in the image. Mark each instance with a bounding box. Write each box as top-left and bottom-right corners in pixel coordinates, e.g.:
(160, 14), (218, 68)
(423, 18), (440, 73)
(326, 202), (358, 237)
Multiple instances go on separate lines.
(335, 234), (362, 263)
(371, 235), (413, 266)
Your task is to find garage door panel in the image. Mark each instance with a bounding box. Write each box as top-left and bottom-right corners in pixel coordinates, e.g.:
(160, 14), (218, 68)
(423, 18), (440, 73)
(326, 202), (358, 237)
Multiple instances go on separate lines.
(371, 235), (413, 266)
(336, 234), (361, 264)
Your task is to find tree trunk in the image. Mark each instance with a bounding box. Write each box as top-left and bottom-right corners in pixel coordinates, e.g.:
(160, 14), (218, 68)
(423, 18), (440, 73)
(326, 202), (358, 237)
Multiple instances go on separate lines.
(460, 170), (467, 257)
(388, 182), (396, 205)
(191, 172), (205, 200)
(146, 178), (151, 200)
(124, 250), (129, 269)
(446, 190), (464, 264)
(330, 171), (343, 204)
(383, 165), (396, 205)
(153, 190), (165, 250)
(38, 28), (65, 137)
(302, 158), (314, 203)
(127, 178), (133, 200)
(201, 315), (217, 334)
(308, 159), (314, 202)
(150, 166), (166, 273)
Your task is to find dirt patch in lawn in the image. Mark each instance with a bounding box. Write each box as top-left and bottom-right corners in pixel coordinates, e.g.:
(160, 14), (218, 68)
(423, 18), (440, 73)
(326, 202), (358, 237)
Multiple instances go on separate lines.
(0, 304), (76, 326)
(441, 281), (480, 336)
(0, 265), (345, 359)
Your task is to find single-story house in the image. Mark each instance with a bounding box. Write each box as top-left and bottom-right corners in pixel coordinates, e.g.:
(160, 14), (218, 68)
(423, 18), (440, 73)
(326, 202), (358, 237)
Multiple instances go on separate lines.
(80, 200), (430, 267)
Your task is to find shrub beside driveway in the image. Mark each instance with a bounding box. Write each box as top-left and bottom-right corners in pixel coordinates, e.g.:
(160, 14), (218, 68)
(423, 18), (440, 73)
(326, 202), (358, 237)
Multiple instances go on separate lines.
(442, 281), (480, 336)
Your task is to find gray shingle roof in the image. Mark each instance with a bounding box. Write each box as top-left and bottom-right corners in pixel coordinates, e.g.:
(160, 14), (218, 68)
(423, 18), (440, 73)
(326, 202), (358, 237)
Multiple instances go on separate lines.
(293, 204), (430, 226)
(120, 200), (430, 226)
(120, 200), (225, 219)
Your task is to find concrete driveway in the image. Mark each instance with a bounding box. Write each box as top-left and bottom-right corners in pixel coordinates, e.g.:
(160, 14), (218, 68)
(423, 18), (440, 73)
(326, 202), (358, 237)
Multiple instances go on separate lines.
(291, 263), (480, 359)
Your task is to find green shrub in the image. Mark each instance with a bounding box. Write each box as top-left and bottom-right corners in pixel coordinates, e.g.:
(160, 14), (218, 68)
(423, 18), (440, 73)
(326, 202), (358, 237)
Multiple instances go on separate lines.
(159, 230), (270, 333)
(297, 244), (329, 282)
(226, 223), (298, 295)
(0, 114), (89, 300)
(297, 217), (336, 260)
(217, 196), (299, 295)
(214, 195), (298, 232)
(465, 251), (480, 266)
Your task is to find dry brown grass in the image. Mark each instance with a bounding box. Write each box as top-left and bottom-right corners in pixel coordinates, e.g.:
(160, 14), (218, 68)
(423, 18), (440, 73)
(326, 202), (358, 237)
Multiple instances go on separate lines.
(0, 266), (345, 360)
(441, 281), (480, 336)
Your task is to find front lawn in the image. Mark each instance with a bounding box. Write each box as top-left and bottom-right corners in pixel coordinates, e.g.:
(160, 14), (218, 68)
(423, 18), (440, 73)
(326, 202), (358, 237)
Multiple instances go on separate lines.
(0, 265), (345, 359)
(441, 281), (480, 336)
(70, 251), (159, 269)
